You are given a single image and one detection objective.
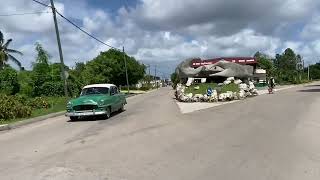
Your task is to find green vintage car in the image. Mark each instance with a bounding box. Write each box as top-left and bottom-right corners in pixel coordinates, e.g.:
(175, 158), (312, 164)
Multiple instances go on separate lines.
(66, 84), (127, 121)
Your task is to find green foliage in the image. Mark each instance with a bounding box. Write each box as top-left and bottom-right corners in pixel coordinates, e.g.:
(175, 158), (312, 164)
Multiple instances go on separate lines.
(220, 83), (240, 93)
(0, 94), (32, 120)
(139, 86), (152, 91)
(170, 72), (180, 88)
(185, 83), (240, 95)
(255, 48), (309, 84)
(35, 42), (50, 64)
(185, 83), (217, 94)
(17, 70), (33, 96)
(26, 97), (50, 109)
(30, 44), (67, 97)
(0, 67), (20, 95)
(0, 30), (23, 70)
(80, 49), (145, 86)
(309, 63), (320, 80)
(254, 52), (275, 77)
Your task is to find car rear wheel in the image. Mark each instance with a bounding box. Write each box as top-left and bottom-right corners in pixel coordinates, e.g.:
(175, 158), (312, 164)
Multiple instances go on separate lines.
(119, 103), (125, 112)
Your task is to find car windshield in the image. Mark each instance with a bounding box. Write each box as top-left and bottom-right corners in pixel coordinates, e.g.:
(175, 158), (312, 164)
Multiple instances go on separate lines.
(80, 87), (109, 96)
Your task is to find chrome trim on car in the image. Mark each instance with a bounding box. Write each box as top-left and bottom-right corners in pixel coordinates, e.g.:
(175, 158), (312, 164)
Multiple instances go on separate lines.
(65, 110), (107, 117)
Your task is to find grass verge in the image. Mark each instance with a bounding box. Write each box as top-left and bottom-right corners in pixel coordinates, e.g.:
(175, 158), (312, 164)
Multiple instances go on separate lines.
(0, 97), (67, 125)
(185, 83), (217, 94)
(185, 83), (240, 95)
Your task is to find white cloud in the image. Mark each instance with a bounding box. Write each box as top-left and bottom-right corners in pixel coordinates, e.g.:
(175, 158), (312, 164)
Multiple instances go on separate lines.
(301, 14), (320, 39)
(1, 0), (320, 75)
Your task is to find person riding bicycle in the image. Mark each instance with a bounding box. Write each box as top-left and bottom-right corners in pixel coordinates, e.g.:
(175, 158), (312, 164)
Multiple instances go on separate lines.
(268, 77), (275, 93)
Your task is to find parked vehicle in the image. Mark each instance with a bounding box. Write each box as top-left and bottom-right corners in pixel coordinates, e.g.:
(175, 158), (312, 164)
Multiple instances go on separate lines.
(66, 84), (127, 121)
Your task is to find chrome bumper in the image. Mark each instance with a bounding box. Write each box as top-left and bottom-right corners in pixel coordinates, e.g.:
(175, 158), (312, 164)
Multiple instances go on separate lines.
(65, 110), (107, 117)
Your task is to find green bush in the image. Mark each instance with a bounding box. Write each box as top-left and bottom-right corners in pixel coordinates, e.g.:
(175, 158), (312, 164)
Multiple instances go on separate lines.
(0, 94), (32, 120)
(26, 97), (50, 109)
(139, 86), (151, 91)
(220, 83), (240, 93)
(185, 83), (217, 94)
(0, 67), (20, 95)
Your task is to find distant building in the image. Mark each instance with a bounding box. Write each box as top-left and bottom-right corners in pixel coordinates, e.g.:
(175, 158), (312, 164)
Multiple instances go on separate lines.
(191, 57), (258, 68)
(190, 57), (266, 83)
(136, 75), (162, 88)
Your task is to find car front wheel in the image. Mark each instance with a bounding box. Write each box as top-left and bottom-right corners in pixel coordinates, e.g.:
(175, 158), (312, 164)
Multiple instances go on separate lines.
(105, 107), (111, 119)
(70, 116), (79, 121)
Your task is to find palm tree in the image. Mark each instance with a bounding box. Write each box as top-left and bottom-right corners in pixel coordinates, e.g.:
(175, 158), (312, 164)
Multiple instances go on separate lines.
(0, 30), (23, 70)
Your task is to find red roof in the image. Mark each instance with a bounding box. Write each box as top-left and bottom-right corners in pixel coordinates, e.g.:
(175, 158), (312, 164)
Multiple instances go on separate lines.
(191, 57), (257, 67)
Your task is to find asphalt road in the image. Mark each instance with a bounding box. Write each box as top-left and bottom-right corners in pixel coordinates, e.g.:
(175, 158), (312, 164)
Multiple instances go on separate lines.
(1, 83), (320, 180)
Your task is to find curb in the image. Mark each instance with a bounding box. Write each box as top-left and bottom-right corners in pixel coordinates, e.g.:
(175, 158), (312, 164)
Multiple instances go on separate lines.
(0, 111), (65, 131)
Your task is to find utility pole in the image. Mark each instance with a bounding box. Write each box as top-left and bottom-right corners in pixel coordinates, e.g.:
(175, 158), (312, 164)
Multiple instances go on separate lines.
(123, 46), (130, 94)
(308, 65), (310, 81)
(50, 0), (68, 97)
(147, 64), (151, 86)
(154, 65), (158, 89)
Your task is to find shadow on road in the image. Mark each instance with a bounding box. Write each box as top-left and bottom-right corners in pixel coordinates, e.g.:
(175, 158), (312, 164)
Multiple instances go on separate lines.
(298, 88), (320, 93)
(67, 110), (125, 122)
(304, 85), (320, 87)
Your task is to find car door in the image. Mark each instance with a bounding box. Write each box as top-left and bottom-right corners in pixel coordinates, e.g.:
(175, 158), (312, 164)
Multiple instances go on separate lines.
(113, 86), (121, 110)
(110, 86), (120, 112)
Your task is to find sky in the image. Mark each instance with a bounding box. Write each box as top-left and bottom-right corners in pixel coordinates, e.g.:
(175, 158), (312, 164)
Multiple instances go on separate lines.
(1, 0), (320, 77)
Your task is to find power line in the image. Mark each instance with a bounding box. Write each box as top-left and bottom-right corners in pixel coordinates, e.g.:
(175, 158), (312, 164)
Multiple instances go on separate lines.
(32, 0), (51, 7)
(0, 11), (50, 17)
(32, 0), (120, 50)
(55, 11), (119, 50)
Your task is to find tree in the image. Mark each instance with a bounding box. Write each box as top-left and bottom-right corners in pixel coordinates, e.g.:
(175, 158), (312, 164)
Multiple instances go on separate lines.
(31, 43), (51, 96)
(309, 62), (320, 80)
(0, 67), (20, 95)
(170, 72), (180, 88)
(254, 51), (275, 77)
(81, 49), (145, 86)
(68, 62), (86, 97)
(17, 70), (33, 96)
(0, 30), (23, 69)
(276, 48), (297, 71)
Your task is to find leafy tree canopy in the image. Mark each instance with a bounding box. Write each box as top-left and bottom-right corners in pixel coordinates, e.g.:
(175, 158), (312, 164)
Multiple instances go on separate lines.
(81, 49), (145, 86)
(0, 30), (23, 70)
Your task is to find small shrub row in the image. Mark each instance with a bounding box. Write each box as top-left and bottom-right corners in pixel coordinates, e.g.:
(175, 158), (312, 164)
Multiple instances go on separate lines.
(0, 94), (67, 121)
(0, 94), (32, 120)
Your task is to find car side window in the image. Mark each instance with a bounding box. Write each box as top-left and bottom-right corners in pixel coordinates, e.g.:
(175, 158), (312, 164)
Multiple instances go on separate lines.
(110, 86), (118, 95)
(114, 87), (119, 94)
(110, 87), (114, 95)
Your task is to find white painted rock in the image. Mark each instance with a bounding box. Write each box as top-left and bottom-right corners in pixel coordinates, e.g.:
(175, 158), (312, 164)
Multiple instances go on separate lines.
(212, 90), (218, 99)
(239, 83), (248, 91)
(225, 91), (234, 100)
(223, 80), (232, 85)
(186, 93), (193, 98)
(218, 93), (227, 101)
(233, 92), (239, 100)
(226, 77), (235, 81)
(194, 94), (204, 98)
(251, 89), (258, 95)
(248, 81), (255, 90)
(234, 79), (242, 85)
(239, 90), (245, 99)
(201, 78), (207, 83)
(186, 78), (194, 86)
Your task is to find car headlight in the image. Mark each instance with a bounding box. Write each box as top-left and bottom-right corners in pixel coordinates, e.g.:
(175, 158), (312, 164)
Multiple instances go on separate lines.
(98, 100), (104, 106)
(67, 101), (72, 108)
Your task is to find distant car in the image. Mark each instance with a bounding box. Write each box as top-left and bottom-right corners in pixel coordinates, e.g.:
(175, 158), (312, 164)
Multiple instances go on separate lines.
(66, 84), (127, 121)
